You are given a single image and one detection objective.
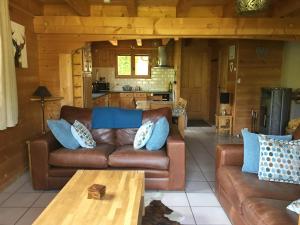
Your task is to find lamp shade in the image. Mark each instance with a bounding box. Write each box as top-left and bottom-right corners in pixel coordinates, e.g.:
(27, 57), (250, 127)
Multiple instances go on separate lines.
(32, 86), (52, 98)
(220, 92), (230, 104)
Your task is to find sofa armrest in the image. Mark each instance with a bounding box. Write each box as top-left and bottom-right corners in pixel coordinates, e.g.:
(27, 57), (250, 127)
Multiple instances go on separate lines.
(216, 144), (244, 170)
(30, 132), (61, 189)
(166, 134), (185, 190)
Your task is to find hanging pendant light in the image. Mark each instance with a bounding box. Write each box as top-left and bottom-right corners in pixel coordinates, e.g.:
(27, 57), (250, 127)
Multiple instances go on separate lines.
(236, 0), (270, 15)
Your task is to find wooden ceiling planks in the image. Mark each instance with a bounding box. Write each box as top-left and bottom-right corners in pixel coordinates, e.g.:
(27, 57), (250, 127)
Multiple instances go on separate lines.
(65, 0), (90, 16)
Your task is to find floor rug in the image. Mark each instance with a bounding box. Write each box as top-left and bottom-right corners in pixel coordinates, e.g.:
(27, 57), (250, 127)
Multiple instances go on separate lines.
(187, 119), (211, 127)
(142, 200), (181, 225)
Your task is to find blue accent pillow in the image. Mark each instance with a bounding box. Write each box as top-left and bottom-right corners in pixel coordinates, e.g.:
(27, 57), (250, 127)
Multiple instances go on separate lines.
(134, 121), (154, 150)
(241, 128), (292, 174)
(146, 117), (169, 151)
(47, 119), (80, 150)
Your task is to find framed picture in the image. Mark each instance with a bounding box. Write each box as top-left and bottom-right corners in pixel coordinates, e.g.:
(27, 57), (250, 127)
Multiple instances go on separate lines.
(11, 21), (28, 68)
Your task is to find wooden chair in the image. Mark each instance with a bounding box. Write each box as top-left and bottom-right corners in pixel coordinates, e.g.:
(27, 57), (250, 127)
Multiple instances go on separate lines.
(174, 98), (187, 138)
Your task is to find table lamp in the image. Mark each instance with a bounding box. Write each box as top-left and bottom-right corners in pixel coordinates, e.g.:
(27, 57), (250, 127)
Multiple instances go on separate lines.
(32, 86), (52, 134)
(220, 92), (230, 115)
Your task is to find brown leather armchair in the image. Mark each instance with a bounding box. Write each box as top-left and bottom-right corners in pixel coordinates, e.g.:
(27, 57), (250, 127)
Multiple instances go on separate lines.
(216, 138), (300, 225)
(30, 106), (185, 191)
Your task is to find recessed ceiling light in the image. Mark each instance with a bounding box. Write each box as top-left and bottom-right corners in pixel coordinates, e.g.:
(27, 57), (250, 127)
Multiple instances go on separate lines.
(103, 0), (111, 3)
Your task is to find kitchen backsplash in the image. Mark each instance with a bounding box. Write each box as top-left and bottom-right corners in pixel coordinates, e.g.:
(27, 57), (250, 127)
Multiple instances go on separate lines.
(92, 67), (175, 91)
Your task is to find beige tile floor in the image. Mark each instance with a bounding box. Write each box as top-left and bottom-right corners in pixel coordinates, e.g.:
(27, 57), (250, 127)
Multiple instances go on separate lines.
(0, 126), (242, 225)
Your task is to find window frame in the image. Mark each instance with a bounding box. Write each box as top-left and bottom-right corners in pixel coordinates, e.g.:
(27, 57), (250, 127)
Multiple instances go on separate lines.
(115, 51), (151, 79)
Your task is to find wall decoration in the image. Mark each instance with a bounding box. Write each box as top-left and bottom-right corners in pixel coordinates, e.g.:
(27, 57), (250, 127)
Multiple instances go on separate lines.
(229, 45), (236, 60)
(11, 21), (28, 68)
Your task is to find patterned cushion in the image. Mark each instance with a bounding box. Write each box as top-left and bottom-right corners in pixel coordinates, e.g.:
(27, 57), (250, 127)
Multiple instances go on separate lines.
(258, 135), (300, 184)
(134, 121), (154, 150)
(71, 120), (96, 148)
(287, 198), (300, 214)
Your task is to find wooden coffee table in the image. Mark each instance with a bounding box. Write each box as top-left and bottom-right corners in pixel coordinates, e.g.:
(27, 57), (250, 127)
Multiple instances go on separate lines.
(33, 170), (145, 225)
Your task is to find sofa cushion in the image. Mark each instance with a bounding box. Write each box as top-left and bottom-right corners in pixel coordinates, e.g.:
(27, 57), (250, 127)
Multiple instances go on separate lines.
(49, 144), (115, 169)
(218, 166), (300, 213)
(47, 119), (80, 150)
(242, 198), (298, 225)
(71, 120), (96, 148)
(146, 117), (169, 151)
(258, 136), (300, 184)
(108, 145), (169, 170)
(115, 108), (172, 146)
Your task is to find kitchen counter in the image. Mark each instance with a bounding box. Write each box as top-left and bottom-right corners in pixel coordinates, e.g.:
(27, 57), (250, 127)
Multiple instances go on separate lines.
(92, 90), (172, 99)
(92, 93), (108, 99)
(108, 90), (171, 94)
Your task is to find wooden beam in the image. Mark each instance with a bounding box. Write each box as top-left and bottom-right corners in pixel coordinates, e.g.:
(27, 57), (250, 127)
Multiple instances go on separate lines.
(162, 38), (170, 45)
(176, 0), (193, 17)
(273, 0), (300, 17)
(136, 39), (142, 46)
(127, 0), (137, 17)
(33, 16), (300, 37)
(64, 0), (90, 16)
(109, 40), (118, 46)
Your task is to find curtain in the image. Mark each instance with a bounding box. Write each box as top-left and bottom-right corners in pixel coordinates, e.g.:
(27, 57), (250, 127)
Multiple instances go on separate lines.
(0, 0), (18, 130)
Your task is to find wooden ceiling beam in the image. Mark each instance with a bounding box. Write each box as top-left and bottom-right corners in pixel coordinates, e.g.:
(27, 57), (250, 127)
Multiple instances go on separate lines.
(273, 0), (300, 17)
(176, 0), (193, 17)
(34, 16), (300, 37)
(127, 0), (137, 17)
(64, 0), (90, 16)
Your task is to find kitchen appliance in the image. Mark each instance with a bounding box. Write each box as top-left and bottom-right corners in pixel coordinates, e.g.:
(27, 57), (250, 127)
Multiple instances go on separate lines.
(152, 93), (170, 101)
(259, 87), (292, 135)
(157, 46), (168, 67)
(92, 81), (110, 93)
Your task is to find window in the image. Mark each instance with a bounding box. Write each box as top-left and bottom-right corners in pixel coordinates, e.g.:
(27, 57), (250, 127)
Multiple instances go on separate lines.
(117, 55), (131, 76)
(135, 55), (149, 76)
(116, 54), (150, 78)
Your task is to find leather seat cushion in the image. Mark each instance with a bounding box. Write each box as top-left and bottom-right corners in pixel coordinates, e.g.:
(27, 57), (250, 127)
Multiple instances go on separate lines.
(242, 198), (298, 225)
(48, 167), (169, 178)
(218, 166), (300, 213)
(49, 144), (115, 169)
(108, 145), (169, 170)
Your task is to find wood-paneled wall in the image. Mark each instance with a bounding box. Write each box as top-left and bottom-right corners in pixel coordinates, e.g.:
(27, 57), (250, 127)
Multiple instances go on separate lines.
(0, 1), (42, 190)
(38, 36), (85, 120)
(233, 40), (283, 134)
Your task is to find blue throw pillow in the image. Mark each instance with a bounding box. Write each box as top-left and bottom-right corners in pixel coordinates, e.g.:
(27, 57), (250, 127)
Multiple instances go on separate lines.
(241, 128), (292, 174)
(47, 119), (80, 150)
(146, 117), (169, 151)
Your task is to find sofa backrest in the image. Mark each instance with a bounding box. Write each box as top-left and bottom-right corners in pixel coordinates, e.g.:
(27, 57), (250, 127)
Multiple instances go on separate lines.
(60, 105), (172, 146)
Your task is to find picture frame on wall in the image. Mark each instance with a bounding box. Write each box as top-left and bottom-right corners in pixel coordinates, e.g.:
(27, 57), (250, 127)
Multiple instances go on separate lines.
(11, 21), (28, 68)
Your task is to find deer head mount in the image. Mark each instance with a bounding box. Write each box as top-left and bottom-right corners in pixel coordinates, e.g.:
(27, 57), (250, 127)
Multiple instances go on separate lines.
(12, 32), (26, 68)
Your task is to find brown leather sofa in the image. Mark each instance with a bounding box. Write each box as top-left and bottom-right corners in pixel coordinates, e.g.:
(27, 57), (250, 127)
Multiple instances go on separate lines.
(216, 127), (300, 225)
(30, 106), (185, 191)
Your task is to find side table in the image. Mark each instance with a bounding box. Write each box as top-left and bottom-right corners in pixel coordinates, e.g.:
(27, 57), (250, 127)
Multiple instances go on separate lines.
(215, 115), (233, 135)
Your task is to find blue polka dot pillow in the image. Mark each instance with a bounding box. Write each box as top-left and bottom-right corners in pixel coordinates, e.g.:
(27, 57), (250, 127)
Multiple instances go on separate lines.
(258, 135), (300, 184)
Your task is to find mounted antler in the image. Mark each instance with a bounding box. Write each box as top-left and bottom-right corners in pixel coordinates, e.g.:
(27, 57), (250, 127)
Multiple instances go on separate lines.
(12, 33), (26, 68)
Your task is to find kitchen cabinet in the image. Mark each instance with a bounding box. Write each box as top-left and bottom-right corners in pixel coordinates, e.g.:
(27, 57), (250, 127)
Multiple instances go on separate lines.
(93, 95), (108, 107)
(134, 92), (148, 102)
(120, 93), (135, 109)
(108, 93), (120, 107)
